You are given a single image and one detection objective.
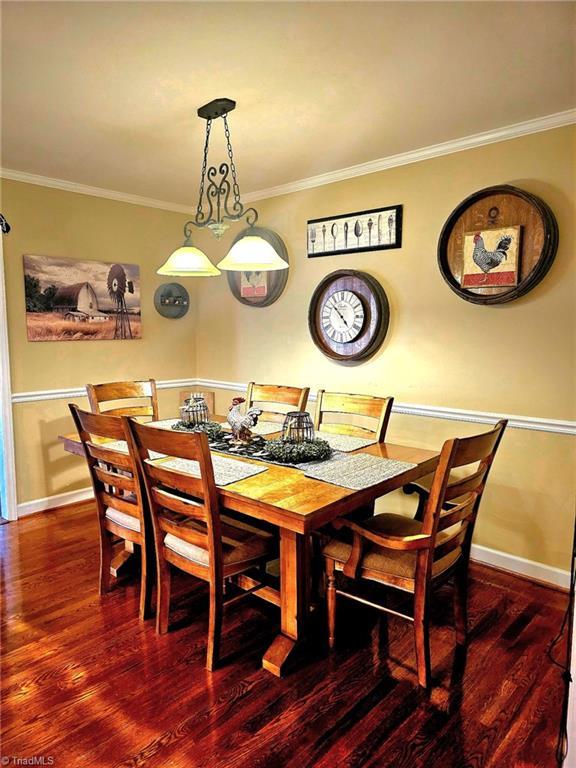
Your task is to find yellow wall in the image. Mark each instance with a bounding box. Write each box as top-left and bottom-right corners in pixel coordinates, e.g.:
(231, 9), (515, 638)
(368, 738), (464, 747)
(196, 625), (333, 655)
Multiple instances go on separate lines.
(1, 180), (197, 501)
(194, 126), (576, 571)
(2, 127), (575, 573)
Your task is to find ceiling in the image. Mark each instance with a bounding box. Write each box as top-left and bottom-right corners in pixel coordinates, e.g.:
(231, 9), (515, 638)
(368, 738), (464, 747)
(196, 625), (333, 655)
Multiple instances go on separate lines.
(2, 2), (575, 206)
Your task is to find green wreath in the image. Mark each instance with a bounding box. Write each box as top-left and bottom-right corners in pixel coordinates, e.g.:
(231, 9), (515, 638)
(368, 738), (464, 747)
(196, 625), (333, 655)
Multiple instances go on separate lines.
(171, 420), (224, 440)
(265, 437), (332, 464)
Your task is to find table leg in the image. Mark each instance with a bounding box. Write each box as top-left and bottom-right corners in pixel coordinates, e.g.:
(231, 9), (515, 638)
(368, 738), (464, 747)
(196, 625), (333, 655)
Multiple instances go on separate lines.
(262, 528), (310, 676)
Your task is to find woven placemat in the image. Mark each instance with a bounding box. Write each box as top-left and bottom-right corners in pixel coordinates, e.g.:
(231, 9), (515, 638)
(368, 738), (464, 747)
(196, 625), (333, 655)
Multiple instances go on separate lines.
(316, 431), (376, 452)
(304, 453), (416, 490)
(100, 440), (164, 461)
(157, 455), (268, 487)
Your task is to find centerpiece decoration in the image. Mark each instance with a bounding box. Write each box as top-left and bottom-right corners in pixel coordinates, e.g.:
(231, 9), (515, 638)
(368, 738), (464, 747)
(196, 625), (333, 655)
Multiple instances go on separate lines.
(172, 395), (223, 440)
(265, 411), (332, 464)
(226, 397), (262, 443)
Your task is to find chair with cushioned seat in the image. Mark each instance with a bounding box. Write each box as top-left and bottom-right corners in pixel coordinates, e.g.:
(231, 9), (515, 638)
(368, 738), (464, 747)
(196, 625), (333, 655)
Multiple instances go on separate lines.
(323, 419), (507, 688)
(126, 419), (277, 671)
(87, 379), (159, 421)
(69, 404), (154, 621)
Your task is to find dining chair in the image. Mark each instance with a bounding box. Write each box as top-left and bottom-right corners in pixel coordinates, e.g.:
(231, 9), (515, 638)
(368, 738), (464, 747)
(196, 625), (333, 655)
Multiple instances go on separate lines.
(87, 379), (159, 421)
(315, 390), (394, 523)
(126, 419), (278, 670)
(323, 419), (507, 688)
(314, 390), (394, 443)
(69, 404), (154, 621)
(246, 382), (310, 423)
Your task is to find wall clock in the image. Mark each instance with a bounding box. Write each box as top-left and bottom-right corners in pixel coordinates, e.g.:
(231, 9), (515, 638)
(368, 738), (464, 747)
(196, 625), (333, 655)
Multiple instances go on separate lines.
(308, 270), (389, 363)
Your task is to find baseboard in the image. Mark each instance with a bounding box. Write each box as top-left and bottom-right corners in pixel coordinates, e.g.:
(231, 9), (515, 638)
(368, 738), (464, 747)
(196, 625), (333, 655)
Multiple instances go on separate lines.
(17, 486), (94, 517)
(471, 543), (570, 590)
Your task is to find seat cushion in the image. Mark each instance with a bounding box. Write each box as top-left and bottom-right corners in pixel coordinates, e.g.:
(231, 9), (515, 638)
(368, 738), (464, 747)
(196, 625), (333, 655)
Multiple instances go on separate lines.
(164, 514), (276, 568)
(323, 513), (461, 587)
(105, 506), (141, 533)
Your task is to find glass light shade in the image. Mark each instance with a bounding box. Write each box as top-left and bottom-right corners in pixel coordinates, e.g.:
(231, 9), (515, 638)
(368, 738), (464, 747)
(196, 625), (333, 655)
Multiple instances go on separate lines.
(217, 235), (289, 271)
(157, 245), (221, 277)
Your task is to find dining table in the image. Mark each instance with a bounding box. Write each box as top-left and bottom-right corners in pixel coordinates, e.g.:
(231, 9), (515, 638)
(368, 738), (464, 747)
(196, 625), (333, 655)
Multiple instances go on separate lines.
(59, 417), (439, 677)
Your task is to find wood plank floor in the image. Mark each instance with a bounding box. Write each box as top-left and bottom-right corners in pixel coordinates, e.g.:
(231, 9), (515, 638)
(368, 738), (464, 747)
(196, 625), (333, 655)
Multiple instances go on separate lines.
(1, 502), (568, 768)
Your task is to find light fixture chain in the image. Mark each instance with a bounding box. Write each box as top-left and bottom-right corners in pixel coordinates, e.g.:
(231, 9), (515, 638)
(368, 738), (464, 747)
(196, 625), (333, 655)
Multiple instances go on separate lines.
(223, 115), (241, 208)
(196, 118), (212, 219)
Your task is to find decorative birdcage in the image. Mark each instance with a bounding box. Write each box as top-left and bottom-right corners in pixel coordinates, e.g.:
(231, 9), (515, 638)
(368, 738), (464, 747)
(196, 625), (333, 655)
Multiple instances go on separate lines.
(282, 411), (315, 443)
(180, 395), (210, 426)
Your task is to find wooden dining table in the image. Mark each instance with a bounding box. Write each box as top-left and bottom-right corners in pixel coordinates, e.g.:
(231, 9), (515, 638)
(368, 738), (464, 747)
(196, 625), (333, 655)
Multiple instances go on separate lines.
(60, 419), (439, 677)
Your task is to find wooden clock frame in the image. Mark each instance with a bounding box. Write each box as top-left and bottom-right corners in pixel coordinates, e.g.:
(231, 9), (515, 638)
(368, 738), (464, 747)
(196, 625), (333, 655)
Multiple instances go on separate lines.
(308, 269), (389, 364)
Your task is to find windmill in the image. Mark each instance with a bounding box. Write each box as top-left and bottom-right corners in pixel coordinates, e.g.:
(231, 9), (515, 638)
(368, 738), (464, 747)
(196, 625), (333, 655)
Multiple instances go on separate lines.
(107, 264), (134, 339)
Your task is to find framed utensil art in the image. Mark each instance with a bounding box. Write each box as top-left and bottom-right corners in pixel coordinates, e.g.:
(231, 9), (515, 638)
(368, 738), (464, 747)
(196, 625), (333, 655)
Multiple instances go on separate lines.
(307, 205), (402, 258)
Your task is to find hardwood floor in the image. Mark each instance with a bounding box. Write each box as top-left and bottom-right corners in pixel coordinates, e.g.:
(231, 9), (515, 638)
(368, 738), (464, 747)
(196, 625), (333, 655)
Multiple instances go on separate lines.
(1, 502), (567, 768)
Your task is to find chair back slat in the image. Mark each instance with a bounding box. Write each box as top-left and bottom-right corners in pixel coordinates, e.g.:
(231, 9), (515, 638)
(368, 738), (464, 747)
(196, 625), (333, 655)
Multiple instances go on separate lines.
(315, 390), (394, 443)
(433, 527), (468, 562)
(451, 427), (504, 468)
(86, 443), (133, 470)
(444, 467), (488, 502)
(247, 382), (310, 422)
(126, 420), (223, 582)
(151, 487), (206, 520)
(87, 379), (159, 421)
(436, 495), (477, 532)
(69, 404), (145, 534)
(93, 466), (135, 493)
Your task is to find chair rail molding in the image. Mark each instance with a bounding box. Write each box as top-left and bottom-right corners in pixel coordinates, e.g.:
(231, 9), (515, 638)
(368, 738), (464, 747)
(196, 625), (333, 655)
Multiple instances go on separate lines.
(11, 377), (576, 436)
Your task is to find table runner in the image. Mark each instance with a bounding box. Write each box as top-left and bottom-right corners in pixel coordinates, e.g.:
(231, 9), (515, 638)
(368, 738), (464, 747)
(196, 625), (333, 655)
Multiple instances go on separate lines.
(303, 453), (416, 490)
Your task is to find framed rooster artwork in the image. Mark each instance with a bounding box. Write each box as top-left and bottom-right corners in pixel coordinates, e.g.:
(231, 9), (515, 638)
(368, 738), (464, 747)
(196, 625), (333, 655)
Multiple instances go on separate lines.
(460, 226), (522, 288)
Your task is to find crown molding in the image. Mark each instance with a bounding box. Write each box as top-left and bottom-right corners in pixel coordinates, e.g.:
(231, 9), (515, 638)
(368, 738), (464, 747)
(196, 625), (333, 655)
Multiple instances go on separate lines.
(242, 109), (576, 202)
(0, 168), (194, 214)
(2, 110), (574, 211)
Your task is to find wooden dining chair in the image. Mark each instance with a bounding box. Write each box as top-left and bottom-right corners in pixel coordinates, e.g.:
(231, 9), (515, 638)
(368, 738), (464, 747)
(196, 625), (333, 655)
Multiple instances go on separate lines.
(87, 379), (159, 421)
(246, 382), (310, 423)
(315, 390), (394, 522)
(126, 419), (278, 670)
(314, 390), (394, 443)
(69, 404), (154, 621)
(323, 419), (507, 688)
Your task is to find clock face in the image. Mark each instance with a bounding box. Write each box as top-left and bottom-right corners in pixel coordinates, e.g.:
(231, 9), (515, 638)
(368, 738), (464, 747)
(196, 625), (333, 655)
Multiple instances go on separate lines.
(321, 290), (365, 343)
(309, 270), (390, 363)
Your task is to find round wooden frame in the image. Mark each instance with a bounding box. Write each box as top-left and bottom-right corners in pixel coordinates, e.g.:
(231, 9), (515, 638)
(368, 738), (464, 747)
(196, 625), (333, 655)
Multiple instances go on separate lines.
(226, 226), (289, 307)
(308, 269), (389, 364)
(153, 282), (190, 319)
(437, 185), (558, 305)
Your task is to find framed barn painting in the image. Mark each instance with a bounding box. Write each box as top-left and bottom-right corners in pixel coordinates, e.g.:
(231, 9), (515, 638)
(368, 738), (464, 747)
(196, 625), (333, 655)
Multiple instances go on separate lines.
(460, 226), (522, 289)
(23, 255), (141, 341)
(307, 205), (402, 258)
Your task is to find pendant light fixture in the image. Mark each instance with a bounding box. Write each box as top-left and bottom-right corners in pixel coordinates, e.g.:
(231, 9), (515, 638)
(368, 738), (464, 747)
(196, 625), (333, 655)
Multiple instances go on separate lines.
(157, 98), (288, 276)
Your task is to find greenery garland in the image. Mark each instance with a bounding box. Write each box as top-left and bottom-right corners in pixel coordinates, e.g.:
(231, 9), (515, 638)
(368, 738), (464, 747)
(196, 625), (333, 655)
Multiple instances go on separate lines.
(265, 437), (332, 464)
(171, 420), (224, 440)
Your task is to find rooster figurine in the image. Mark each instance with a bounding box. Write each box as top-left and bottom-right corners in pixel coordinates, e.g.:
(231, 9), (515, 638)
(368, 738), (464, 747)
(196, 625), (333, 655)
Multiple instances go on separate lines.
(472, 233), (512, 276)
(227, 397), (262, 443)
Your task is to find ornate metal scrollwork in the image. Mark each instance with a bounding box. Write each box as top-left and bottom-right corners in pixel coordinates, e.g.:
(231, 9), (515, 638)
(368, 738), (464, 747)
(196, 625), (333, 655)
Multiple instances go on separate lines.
(187, 108), (259, 239)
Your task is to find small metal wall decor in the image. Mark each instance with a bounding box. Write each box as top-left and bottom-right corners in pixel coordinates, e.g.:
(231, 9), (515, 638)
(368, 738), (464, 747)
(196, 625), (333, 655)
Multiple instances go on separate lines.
(282, 411), (315, 443)
(307, 205), (402, 258)
(154, 283), (190, 319)
(180, 395), (210, 426)
(438, 185), (558, 305)
(226, 227), (290, 307)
